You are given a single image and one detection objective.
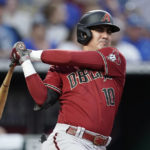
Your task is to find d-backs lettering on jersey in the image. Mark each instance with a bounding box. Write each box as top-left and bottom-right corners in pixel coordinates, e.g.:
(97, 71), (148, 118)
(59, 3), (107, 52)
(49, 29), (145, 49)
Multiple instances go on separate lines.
(67, 69), (112, 90)
(43, 47), (126, 136)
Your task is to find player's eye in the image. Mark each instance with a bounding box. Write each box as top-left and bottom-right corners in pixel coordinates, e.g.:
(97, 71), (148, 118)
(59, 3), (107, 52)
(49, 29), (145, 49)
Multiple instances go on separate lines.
(107, 29), (112, 35)
(90, 26), (104, 32)
(95, 28), (104, 32)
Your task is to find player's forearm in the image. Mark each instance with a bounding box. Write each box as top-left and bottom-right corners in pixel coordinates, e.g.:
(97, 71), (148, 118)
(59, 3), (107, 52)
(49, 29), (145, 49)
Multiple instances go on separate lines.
(30, 49), (104, 70)
(21, 60), (47, 105)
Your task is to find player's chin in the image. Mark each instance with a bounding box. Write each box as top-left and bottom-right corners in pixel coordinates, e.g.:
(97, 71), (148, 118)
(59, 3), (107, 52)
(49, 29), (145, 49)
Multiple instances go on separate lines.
(97, 44), (109, 49)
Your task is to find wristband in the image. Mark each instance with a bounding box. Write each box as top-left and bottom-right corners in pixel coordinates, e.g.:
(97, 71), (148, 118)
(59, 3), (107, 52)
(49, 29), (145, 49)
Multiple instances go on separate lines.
(29, 50), (43, 62)
(21, 59), (36, 77)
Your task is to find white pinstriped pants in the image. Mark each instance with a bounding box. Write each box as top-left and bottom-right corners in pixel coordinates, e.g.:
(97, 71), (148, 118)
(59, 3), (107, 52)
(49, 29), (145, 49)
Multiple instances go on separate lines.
(41, 123), (111, 150)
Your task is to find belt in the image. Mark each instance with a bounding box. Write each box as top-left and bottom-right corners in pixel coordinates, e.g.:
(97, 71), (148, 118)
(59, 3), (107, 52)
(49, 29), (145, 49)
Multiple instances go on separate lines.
(66, 127), (109, 146)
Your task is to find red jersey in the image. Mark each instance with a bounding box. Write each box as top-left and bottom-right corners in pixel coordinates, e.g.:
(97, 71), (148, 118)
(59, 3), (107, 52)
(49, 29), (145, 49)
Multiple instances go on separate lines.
(43, 47), (126, 136)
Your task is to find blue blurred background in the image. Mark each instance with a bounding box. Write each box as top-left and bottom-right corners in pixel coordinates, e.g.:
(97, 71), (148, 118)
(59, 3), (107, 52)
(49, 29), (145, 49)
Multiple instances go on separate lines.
(0, 0), (150, 63)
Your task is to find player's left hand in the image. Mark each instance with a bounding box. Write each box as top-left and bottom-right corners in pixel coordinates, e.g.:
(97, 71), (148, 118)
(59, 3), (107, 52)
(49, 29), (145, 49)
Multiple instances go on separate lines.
(10, 47), (20, 66)
(10, 41), (30, 65)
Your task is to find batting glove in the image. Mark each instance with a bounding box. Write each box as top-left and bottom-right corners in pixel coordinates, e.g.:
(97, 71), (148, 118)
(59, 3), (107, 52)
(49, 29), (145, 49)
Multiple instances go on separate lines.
(10, 41), (31, 65)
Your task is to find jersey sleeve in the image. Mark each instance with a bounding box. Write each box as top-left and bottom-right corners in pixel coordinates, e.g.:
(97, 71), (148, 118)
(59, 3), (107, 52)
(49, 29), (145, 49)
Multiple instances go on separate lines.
(40, 48), (126, 78)
(97, 47), (126, 78)
(43, 66), (62, 94)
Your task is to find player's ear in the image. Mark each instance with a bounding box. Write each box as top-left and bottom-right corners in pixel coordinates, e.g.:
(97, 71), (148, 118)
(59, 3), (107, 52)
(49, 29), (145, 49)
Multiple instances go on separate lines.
(77, 24), (92, 45)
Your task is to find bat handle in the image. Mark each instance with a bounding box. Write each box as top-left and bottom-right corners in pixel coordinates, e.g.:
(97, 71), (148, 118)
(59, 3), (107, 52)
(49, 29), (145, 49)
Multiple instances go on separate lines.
(9, 60), (16, 68)
(2, 63), (15, 87)
(9, 64), (15, 72)
(8, 62), (15, 75)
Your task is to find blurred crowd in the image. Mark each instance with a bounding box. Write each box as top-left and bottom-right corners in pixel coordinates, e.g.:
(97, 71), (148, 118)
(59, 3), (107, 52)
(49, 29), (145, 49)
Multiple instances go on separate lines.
(0, 0), (150, 63)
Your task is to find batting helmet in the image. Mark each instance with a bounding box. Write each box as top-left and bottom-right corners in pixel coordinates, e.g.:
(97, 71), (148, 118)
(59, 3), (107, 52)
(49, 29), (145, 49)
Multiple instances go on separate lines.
(77, 10), (120, 45)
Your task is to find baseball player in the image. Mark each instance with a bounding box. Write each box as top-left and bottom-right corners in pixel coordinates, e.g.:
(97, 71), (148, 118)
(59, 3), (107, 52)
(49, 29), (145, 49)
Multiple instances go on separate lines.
(10, 10), (126, 150)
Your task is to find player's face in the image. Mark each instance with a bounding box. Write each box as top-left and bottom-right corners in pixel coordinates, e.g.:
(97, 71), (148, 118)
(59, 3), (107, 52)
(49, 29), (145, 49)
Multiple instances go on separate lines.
(86, 26), (112, 50)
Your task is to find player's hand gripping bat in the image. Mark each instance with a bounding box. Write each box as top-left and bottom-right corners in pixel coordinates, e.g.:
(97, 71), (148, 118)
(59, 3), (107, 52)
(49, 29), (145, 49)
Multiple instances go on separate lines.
(0, 42), (26, 120)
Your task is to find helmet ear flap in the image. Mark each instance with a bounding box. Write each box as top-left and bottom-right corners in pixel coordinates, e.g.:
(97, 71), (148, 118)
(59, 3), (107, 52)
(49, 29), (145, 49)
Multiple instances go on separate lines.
(77, 24), (92, 45)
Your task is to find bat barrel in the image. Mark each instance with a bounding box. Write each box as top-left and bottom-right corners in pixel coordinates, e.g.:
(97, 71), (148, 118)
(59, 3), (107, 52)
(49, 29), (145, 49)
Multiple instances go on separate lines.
(0, 64), (15, 119)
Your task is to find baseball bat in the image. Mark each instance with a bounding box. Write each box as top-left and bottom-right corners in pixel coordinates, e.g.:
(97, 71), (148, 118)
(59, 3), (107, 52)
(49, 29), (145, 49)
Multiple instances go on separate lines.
(0, 42), (26, 120)
(0, 64), (15, 119)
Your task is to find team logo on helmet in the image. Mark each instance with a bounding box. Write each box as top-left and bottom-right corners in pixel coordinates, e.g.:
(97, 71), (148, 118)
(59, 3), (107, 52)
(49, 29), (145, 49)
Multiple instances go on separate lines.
(101, 13), (111, 22)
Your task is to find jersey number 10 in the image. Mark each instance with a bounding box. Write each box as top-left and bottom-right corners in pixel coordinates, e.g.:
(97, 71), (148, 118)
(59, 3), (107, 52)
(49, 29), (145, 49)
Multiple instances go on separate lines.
(102, 88), (115, 106)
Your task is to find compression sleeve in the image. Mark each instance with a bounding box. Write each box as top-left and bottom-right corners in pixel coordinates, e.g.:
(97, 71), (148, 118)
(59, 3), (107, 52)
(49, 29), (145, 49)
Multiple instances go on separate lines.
(21, 60), (47, 105)
(41, 50), (104, 70)
(25, 74), (47, 105)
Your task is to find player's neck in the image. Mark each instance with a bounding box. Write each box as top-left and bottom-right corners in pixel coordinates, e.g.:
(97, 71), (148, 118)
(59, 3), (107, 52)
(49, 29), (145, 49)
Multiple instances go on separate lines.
(83, 46), (98, 51)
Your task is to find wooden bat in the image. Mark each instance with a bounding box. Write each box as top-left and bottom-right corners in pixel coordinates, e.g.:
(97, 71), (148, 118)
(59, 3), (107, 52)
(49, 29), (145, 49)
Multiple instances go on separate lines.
(0, 42), (26, 119)
(0, 64), (15, 120)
